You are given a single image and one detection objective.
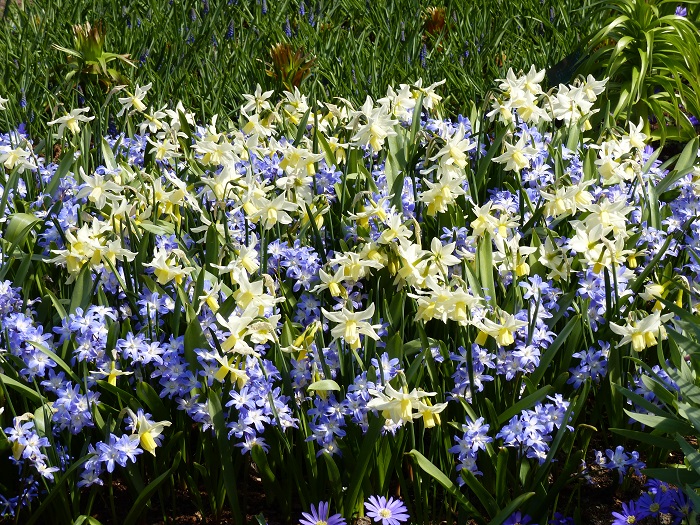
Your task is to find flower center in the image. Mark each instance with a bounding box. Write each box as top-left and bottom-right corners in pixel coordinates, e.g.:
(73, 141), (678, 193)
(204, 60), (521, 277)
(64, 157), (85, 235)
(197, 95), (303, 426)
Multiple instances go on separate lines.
(379, 509), (392, 519)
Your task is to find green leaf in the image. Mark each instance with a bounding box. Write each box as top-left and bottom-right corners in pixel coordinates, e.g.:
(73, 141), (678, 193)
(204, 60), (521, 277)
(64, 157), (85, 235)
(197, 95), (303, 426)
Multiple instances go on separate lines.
(101, 137), (118, 172)
(476, 232), (496, 307)
(69, 265), (96, 314)
(407, 93), (425, 163)
(610, 428), (678, 450)
(498, 386), (552, 426)
(460, 469), (499, 517)
(0, 374), (42, 404)
(4, 212), (40, 246)
(136, 381), (170, 422)
(528, 316), (580, 391)
(32, 342), (80, 384)
(616, 384), (672, 419)
(207, 390), (242, 524)
(45, 147), (75, 197)
(316, 129), (338, 168)
(205, 223), (220, 269)
(642, 467), (698, 486)
(495, 447), (509, 507)
(322, 452), (341, 499)
(123, 451), (182, 525)
(251, 444), (278, 504)
(25, 454), (93, 525)
(96, 380), (139, 407)
(305, 203), (327, 264)
(32, 402), (54, 439)
(307, 379), (341, 392)
(656, 137), (699, 195)
(409, 449), (484, 522)
(343, 416), (383, 516)
(139, 221), (176, 236)
(474, 127), (506, 197)
(73, 516), (104, 525)
(676, 434), (700, 476)
(624, 410), (694, 435)
(486, 492), (535, 525)
(293, 106), (312, 147)
(184, 316), (208, 371)
(0, 167), (19, 220)
(386, 131), (407, 210)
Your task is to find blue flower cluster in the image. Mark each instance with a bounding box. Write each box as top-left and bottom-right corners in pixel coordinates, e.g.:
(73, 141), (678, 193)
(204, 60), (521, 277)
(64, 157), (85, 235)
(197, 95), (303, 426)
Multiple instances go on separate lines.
(567, 341), (609, 389)
(81, 433), (143, 488)
(612, 479), (695, 525)
(593, 445), (646, 483)
(496, 395), (571, 464)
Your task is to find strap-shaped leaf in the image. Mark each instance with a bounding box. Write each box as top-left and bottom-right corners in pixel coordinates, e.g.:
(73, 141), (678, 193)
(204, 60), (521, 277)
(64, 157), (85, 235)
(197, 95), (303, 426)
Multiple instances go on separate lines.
(486, 492), (535, 525)
(498, 386), (552, 426)
(207, 390), (243, 524)
(123, 451), (182, 525)
(624, 410), (694, 435)
(0, 374), (42, 404)
(307, 379), (340, 392)
(342, 416), (383, 516)
(409, 449), (484, 522)
(25, 454), (94, 525)
(611, 428), (678, 450)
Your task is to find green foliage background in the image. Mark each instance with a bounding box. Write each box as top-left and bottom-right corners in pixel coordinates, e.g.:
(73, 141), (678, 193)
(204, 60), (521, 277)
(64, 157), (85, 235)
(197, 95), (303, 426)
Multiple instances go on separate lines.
(0, 0), (603, 134)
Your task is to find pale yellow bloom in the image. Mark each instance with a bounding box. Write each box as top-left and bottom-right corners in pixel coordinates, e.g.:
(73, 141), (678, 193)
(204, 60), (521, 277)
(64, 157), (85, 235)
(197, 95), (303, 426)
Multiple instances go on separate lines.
(117, 83), (152, 116)
(477, 311), (528, 347)
(321, 303), (381, 349)
(610, 311), (673, 352)
(126, 408), (171, 456)
(145, 248), (194, 286)
(47, 107), (94, 138)
(493, 136), (537, 173)
(367, 384), (441, 426)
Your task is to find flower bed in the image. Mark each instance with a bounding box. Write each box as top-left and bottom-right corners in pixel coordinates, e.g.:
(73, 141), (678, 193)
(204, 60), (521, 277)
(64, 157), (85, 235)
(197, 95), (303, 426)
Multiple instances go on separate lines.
(0, 68), (699, 524)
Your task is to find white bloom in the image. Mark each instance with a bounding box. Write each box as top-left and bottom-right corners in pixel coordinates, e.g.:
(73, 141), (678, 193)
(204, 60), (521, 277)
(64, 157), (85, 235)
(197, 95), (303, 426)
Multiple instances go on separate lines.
(367, 383), (439, 425)
(241, 84), (274, 114)
(0, 145), (36, 173)
(610, 311), (673, 352)
(581, 75), (608, 102)
(117, 83), (152, 116)
(322, 303), (381, 349)
(47, 107), (94, 138)
(492, 135), (537, 172)
(75, 167), (122, 209)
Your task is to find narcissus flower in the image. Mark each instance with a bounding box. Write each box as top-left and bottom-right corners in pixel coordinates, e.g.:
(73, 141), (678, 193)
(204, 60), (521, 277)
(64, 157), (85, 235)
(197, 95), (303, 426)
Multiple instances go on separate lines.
(125, 408), (171, 456)
(145, 247), (194, 285)
(367, 383), (442, 425)
(117, 82), (152, 116)
(476, 311), (528, 347)
(322, 303), (382, 349)
(47, 107), (95, 138)
(493, 135), (537, 172)
(610, 311), (673, 352)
